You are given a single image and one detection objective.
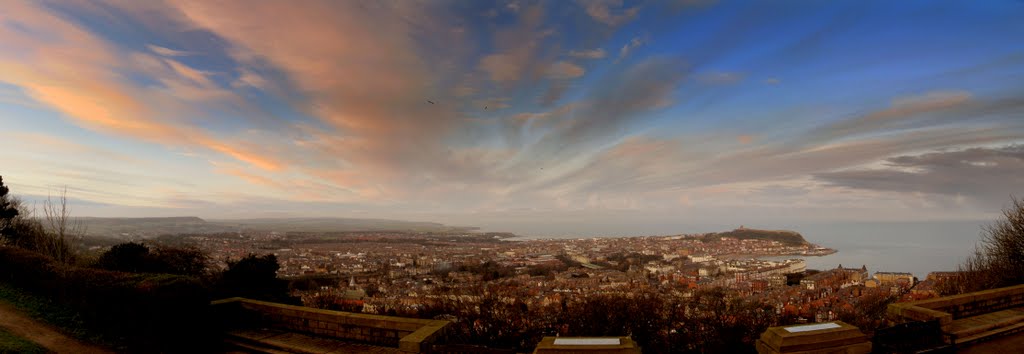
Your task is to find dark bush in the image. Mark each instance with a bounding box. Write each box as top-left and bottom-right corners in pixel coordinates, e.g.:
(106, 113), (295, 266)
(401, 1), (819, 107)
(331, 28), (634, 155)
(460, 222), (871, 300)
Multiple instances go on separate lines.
(0, 246), (214, 352)
(152, 245), (208, 276)
(96, 242), (151, 273)
(97, 242), (209, 276)
(219, 253), (293, 303)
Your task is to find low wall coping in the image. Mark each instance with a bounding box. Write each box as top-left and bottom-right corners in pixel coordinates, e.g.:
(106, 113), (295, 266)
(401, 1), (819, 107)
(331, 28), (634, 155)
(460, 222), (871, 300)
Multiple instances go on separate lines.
(213, 297), (450, 353)
(906, 284), (1024, 311)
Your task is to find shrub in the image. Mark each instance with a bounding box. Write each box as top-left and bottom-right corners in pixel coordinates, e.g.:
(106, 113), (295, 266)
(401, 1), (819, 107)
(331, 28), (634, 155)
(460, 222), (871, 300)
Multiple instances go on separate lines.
(219, 253), (293, 303)
(96, 242), (151, 273)
(96, 242), (209, 276)
(0, 246), (214, 352)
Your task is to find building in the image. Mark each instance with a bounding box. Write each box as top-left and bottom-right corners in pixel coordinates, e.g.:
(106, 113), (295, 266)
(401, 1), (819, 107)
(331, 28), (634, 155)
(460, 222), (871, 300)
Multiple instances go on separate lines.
(874, 272), (915, 287)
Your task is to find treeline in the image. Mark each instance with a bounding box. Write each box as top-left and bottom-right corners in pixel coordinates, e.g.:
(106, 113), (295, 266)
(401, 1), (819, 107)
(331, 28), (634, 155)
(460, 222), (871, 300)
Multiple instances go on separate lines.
(0, 176), (294, 352)
(593, 252), (662, 272)
(375, 285), (795, 353)
(435, 255), (580, 281)
(702, 228), (808, 246)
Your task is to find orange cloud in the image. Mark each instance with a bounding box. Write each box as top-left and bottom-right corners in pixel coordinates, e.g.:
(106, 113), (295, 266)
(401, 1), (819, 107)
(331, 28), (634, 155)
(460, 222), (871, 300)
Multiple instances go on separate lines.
(165, 1), (515, 195)
(546, 61), (586, 79)
(582, 0), (640, 26)
(205, 142), (282, 171)
(0, 2), (282, 172)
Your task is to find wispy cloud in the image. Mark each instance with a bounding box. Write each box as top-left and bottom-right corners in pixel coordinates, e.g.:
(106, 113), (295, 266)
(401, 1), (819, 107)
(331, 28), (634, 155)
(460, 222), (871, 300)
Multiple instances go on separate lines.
(581, 0), (640, 26)
(817, 145), (1024, 208)
(616, 36), (646, 63)
(2, 0), (1022, 226)
(0, 2), (282, 174)
(569, 48), (607, 59)
(696, 71), (745, 85)
(147, 44), (192, 57)
(546, 61), (585, 79)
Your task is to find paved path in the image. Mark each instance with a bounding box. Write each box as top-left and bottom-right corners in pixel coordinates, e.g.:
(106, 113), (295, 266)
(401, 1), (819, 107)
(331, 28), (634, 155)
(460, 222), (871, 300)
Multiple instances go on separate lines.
(227, 328), (404, 354)
(0, 301), (112, 354)
(958, 330), (1024, 353)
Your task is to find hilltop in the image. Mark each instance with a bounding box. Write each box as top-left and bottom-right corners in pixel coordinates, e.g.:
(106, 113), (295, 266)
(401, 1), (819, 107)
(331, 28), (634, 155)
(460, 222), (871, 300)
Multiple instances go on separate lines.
(700, 227), (809, 246)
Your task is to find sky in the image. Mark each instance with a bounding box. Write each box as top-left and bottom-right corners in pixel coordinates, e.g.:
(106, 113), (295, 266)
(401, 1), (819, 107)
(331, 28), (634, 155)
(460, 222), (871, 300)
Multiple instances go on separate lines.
(1, 0), (1023, 236)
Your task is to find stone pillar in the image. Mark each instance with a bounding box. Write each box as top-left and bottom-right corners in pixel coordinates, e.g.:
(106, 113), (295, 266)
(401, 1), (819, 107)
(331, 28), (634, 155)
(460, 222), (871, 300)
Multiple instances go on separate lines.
(756, 321), (871, 354)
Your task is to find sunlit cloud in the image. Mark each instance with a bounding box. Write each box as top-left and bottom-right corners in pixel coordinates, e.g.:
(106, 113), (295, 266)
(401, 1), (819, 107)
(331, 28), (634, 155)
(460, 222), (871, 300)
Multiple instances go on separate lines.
(581, 0), (640, 26)
(569, 48), (607, 59)
(0, 0), (1021, 232)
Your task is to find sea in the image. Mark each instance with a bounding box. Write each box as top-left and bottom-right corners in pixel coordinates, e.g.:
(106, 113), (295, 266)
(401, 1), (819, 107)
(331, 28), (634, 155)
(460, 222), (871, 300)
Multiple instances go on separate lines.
(759, 221), (986, 279)
(500, 220), (989, 279)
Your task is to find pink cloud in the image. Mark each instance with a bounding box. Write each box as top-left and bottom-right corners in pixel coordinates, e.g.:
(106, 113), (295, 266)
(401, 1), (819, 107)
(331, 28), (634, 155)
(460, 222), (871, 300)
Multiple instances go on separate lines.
(0, 2), (282, 172)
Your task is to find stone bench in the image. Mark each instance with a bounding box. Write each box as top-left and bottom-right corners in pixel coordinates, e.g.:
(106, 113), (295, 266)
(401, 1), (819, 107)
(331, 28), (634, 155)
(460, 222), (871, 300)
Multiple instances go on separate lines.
(887, 284), (1024, 345)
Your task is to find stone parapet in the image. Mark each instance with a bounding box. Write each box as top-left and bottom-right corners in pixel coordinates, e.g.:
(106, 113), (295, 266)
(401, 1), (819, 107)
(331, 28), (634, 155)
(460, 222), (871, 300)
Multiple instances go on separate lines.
(886, 284), (1024, 345)
(212, 297), (449, 353)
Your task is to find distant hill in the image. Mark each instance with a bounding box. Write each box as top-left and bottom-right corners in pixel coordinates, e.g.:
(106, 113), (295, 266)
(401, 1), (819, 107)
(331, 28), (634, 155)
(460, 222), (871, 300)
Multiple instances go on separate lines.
(207, 217), (474, 233)
(74, 216), (473, 239)
(76, 216), (227, 238)
(701, 227), (809, 246)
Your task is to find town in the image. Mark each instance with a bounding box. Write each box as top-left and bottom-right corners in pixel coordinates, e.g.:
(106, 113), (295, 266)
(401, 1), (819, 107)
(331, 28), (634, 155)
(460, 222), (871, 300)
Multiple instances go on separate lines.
(157, 227), (948, 325)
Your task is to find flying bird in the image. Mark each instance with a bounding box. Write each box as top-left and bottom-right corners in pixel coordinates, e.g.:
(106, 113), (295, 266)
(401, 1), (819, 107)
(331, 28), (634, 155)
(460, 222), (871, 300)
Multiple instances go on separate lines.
(427, 100), (435, 104)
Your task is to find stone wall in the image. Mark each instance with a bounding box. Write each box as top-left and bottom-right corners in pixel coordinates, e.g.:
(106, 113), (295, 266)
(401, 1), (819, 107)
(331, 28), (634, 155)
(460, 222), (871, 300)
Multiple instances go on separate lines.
(212, 297), (449, 353)
(888, 284), (1024, 325)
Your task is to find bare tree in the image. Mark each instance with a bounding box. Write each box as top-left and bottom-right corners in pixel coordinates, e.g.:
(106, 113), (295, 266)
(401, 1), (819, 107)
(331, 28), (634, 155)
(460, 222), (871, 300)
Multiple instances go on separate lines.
(941, 197), (1024, 294)
(40, 187), (84, 265)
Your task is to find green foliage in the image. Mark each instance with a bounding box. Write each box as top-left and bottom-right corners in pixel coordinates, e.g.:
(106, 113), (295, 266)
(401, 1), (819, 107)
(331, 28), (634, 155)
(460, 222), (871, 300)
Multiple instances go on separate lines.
(0, 176), (19, 238)
(288, 274), (339, 292)
(96, 242), (209, 276)
(704, 228), (808, 246)
(457, 260), (515, 281)
(0, 282), (93, 343)
(564, 291), (668, 350)
(391, 285), (781, 353)
(96, 242), (150, 273)
(597, 252), (661, 272)
(220, 254), (292, 303)
(0, 327), (47, 354)
(0, 179), (78, 265)
(0, 246), (214, 352)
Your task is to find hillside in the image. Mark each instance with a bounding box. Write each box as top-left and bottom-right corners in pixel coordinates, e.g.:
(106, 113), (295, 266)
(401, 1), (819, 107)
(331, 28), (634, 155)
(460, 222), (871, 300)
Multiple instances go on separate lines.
(701, 227), (809, 246)
(76, 216), (226, 237)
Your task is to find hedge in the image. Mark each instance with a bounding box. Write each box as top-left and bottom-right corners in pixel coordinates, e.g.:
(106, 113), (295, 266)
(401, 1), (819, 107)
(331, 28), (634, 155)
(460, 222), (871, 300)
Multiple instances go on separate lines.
(0, 246), (215, 352)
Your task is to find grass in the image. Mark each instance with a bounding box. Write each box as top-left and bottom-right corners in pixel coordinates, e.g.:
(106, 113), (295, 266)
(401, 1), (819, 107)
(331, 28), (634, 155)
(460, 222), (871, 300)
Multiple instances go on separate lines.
(0, 327), (48, 354)
(0, 283), (108, 347)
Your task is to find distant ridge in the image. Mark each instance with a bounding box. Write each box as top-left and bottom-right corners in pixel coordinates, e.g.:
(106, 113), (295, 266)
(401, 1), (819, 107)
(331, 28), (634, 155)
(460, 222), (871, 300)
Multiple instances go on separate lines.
(76, 216), (205, 223)
(209, 217), (469, 233)
(72, 216), (472, 238)
(701, 227), (809, 246)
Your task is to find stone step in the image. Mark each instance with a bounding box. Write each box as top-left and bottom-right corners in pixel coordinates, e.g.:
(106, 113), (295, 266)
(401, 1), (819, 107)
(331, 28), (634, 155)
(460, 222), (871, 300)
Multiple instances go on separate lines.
(224, 338), (294, 354)
(225, 328), (406, 354)
(953, 320), (1024, 345)
(946, 308), (1024, 340)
